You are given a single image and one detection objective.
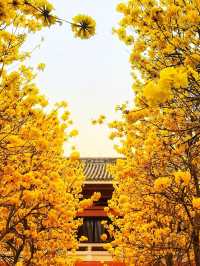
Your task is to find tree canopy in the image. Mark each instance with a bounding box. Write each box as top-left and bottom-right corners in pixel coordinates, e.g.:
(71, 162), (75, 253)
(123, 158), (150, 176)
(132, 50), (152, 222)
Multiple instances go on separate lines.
(0, 0), (96, 265)
(106, 0), (200, 265)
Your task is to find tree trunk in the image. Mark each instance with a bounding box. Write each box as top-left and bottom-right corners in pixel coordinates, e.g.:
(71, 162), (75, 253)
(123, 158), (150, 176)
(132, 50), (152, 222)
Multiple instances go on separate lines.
(165, 253), (173, 266)
(193, 229), (200, 266)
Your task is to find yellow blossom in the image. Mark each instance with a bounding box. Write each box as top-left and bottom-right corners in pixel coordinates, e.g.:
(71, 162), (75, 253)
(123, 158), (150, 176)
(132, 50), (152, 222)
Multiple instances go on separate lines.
(154, 177), (172, 191)
(91, 192), (101, 201)
(79, 235), (88, 242)
(101, 233), (108, 241)
(174, 171), (191, 186)
(71, 14), (96, 39)
(70, 150), (80, 160)
(192, 198), (200, 209)
(37, 63), (46, 71)
(143, 80), (171, 105)
(119, 195), (129, 205)
(69, 129), (79, 137)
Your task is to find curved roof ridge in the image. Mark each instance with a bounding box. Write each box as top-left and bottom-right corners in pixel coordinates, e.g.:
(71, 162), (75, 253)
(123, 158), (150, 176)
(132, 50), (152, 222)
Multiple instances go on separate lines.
(82, 158), (117, 181)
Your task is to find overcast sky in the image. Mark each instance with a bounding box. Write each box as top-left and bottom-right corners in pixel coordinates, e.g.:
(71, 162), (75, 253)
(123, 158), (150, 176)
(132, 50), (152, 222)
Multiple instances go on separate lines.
(27, 0), (133, 157)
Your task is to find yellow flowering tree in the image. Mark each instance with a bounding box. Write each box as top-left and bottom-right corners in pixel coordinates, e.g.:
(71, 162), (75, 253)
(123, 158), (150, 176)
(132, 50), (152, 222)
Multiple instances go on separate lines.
(0, 0), (96, 265)
(106, 0), (200, 265)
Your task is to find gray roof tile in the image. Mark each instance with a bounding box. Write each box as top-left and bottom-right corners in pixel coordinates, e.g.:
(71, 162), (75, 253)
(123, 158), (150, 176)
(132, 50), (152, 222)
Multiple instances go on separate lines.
(81, 158), (116, 181)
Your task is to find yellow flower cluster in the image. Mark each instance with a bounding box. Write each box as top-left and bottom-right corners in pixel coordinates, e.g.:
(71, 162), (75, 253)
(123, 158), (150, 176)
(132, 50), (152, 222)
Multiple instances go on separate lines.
(70, 150), (80, 160)
(79, 235), (88, 242)
(91, 192), (101, 201)
(174, 171), (191, 186)
(37, 63), (46, 71)
(192, 198), (200, 210)
(69, 129), (79, 137)
(143, 67), (189, 105)
(71, 14), (96, 39)
(143, 80), (171, 105)
(119, 194), (129, 204)
(154, 177), (172, 191)
(100, 233), (108, 241)
(160, 67), (188, 89)
(92, 114), (106, 125)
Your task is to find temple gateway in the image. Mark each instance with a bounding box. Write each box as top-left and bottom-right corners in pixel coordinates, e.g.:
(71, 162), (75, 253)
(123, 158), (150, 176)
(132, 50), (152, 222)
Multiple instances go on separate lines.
(76, 158), (124, 265)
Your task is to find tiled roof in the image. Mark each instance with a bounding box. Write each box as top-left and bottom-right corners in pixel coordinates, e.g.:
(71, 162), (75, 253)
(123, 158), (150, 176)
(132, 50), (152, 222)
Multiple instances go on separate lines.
(81, 158), (117, 182)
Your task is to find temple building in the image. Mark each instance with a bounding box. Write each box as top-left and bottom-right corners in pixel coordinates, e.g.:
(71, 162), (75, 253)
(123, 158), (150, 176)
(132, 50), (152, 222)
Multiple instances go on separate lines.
(76, 158), (122, 265)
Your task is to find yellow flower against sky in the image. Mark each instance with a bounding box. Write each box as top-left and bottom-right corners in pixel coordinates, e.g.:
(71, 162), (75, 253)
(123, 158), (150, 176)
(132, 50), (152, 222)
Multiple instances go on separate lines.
(71, 14), (96, 40)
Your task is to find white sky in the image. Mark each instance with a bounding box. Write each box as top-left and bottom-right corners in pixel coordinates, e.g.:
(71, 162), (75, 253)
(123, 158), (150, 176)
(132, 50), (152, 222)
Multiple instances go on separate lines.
(27, 0), (133, 157)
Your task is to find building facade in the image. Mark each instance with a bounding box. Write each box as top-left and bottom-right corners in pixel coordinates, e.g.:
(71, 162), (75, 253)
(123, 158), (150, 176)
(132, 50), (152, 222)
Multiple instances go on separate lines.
(76, 158), (123, 265)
